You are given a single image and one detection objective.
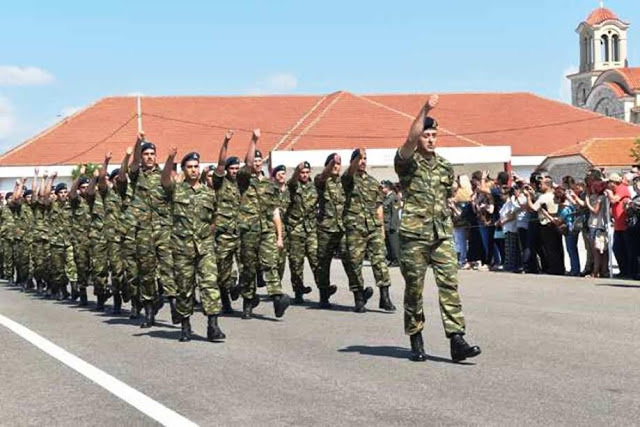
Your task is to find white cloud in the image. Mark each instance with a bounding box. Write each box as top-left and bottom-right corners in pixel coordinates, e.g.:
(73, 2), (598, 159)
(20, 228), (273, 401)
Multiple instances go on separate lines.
(0, 66), (54, 86)
(0, 96), (16, 140)
(246, 72), (299, 95)
(559, 65), (578, 103)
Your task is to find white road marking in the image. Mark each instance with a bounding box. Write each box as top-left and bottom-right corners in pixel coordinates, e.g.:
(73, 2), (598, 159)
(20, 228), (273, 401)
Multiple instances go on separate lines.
(0, 313), (198, 427)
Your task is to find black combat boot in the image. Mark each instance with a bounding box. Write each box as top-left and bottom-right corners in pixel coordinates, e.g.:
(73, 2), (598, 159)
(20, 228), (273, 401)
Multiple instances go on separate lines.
(129, 298), (141, 319)
(450, 334), (481, 362)
(409, 332), (427, 362)
(319, 285), (338, 309)
(79, 288), (88, 306)
(294, 286), (312, 304)
(379, 286), (396, 312)
(179, 317), (191, 342)
(70, 282), (79, 301)
(96, 292), (106, 311)
(230, 284), (241, 301)
(273, 293), (291, 318)
(242, 298), (253, 320)
(153, 296), (164, 315)
(220, 290), (233, 314)
(353, 287), (374, 313)
(168, 296), (180, 324)
(112, 292), (122, 315)
(207, 315), (226, 341)
(140, 302), (154, 328)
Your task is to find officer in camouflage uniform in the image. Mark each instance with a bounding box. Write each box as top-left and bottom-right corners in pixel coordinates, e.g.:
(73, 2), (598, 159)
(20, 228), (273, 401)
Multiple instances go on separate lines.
(285, 161), (319, 304)
(236, 129), (290, 319)
(212, 131), (241, 314)
(128, 134), (176, 328)
(342, 149), (396, 313)
(395, 95), (481, 362)
(1, 192), (16, 283)
(271, 165), (290, 282)
(69, 170), (93, 306)
(314, 153), (350, 308)
(161, 148), (226, 342)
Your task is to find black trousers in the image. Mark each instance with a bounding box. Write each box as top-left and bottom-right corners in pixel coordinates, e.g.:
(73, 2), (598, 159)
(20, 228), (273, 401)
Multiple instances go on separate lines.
(539, 223), (565, 276)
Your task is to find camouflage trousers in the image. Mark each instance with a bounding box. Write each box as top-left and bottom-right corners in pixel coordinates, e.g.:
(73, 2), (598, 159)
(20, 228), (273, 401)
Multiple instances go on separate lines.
(399, 235), (465, 337)
(215, 230), (239, 292)
(107, 238), (125, 297)
(73, 239), (92, 290)
(32, 238), (50, 283)
(50, 241), (77, 288)
(122, 227), (138, 302)
(174, 238), (221, 318)
(2, 238), (14, 280)
(277, 235), (288, 281)
(316, 229), (352, 289)
(91, 232), (109, 296)
(15, 239), (31, 284)
(135, 224), (176, 302)
(239, 228), (283, 300)
(345, 227), (390, 292)
(287, 225), (319, 291)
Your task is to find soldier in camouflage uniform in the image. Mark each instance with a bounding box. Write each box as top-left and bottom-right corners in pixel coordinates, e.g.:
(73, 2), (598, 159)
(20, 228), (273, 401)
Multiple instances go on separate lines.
(1, 192), (16, 284)
(32, 171), (51, 294)
(395, 95), (481, 362)
(315, 154), (351, 308)
(160, 148), (226, 342)
(212, 131), (241, 314)
(285, 161), (319, 304)
(127, 134), (176, 328)
(271, 165), (290, 282)
(236, 129), (290, 319)
(12, 179), (33, 290)
(342, 149), (396, 313)
(69, 169), (93, 306)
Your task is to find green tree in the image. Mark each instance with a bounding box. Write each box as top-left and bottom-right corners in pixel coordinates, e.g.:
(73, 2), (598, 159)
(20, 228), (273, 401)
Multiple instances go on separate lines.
(70, 163), (100, 180)
(631, 138), (640, 164)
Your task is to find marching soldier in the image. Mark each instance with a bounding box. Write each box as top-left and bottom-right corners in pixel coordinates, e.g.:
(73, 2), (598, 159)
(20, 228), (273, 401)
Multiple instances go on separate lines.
(395, 95), (481, 362)
(271, 165), (290, 282)
(161, 147), (225, 342)
(342, 149), (396, 313)
(236, 129), (290, 319)
(285, 161), (318, 304)
(69, 168), (92, 305)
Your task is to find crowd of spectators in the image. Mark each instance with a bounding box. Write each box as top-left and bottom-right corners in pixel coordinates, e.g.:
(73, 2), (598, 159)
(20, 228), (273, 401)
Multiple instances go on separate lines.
(382, 165), (640, 280)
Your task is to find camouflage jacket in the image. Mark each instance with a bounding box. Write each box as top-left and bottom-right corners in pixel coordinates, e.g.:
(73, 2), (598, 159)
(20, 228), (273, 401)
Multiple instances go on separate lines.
(394, 150), (454, 240)
(275, 184), (291, 233)
(237, 167), (279, 233)
(167, 181), (216, 252)
(213, 172), (240, 235)
(104, 185), (126, 241)
(315, 174), (345, 233)
(129, 166), (172, 227)
(48, 200), (73, 247)
(69, 195), (91, 242)
(341, 171), (383, 234)
(32, 201), (49, 241)
(0, 204), (15, 239)
(286, 179), (317, 233)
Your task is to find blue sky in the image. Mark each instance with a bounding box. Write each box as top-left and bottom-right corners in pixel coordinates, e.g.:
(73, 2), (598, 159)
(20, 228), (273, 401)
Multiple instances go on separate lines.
(0, 0), (638, 151)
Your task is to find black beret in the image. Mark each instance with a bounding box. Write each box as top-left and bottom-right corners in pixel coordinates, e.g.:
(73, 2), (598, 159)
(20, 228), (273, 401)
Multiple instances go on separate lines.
(109, 168), (120, 181)
(5, 192), (13, 200)
(301, 161), (311, 170)
(24, 189), (33, 197)
(325, 152), (337, 166)
(381, 180), (393, 188)
(423, 117), (439, 131)
(225, 156), (240, 169)
(254, 149), (263, 159)
(180, 151), (200, 168)
(350, 149), (361, 163)
(141, 142), (156, 153)
(271, 164), (286, 177)
(55, 183), (67, 194)
(78, 176), (90, 186)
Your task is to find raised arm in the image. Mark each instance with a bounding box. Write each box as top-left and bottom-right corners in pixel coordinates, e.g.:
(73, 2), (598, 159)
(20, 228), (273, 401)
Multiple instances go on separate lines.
(129, 132), (145, 175)
(317, 154), (340, 184)
(69, 165), (86, 200)
(399, 95), (438, 159)
(32, 168), (39, 196)
(97, 152), (112, 194)
(86, 169), (100, 198)
(288, 162), (304, 187)
(215, 130), (234, 175)
(119, 146), (133, 181)
(346, 148), (364, 177)
(244, 129), (261, 166)
(161, 146), (178, 190)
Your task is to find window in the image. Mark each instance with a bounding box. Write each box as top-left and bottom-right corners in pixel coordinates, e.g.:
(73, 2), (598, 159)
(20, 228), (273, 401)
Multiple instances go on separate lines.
(601, 35), (610, 62)
(612, 34), (620, 62)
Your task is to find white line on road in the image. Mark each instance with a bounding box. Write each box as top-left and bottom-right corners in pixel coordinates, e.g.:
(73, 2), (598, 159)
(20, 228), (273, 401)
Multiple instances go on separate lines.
(0, 313), (198, 427)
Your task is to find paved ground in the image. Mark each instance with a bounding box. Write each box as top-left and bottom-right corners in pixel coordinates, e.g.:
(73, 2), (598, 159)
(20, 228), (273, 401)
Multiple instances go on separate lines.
(1, 266), (639, 426)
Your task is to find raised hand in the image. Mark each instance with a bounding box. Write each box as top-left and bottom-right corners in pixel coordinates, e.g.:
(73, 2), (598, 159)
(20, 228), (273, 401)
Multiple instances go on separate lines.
(126, 146), (133, 156)
(136, 132), (145, 144)
(51, 171), (58, 179)
(93, 169), (100, 178)
(80, 164), (87, 176)
(225, 130), (234, 141)
(169, 146), (178, 157)
(426, 94), (439, 110)
(34, 168), (40, 176)
(252, 128), (261, 140)
(105, 151), (113, 162)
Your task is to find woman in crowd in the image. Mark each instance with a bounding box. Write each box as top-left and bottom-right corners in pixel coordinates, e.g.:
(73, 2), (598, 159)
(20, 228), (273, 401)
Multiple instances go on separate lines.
(585, 179), (609, 278)
(450, 175), (473, 269)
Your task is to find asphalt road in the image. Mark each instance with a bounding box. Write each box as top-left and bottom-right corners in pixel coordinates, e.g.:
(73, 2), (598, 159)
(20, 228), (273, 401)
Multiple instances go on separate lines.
(1, 266), (639, 426)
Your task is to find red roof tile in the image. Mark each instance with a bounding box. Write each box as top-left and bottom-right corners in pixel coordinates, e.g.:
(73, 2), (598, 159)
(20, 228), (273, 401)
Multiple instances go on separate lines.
(1, 92), (639, 166)
(615, 67), (640, 91)
(547, 137), (639, 166)
(604, 82), (628, 98)
(585, 7), (619, 26)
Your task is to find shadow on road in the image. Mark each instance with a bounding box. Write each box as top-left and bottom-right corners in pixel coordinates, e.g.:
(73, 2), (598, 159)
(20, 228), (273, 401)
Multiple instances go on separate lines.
(338, 345), (475, 365)
(132, 329), (220, 343)
(596, 283), (640, 289)
(305, 303), (393, 314)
